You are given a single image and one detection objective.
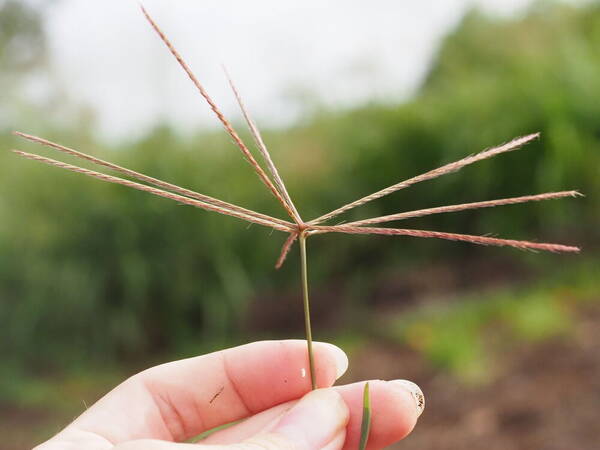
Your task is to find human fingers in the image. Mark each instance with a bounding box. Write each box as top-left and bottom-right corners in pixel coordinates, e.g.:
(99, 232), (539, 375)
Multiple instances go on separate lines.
(38, 340), (347, 447)
(336, 379), (424, 449)
(203, 378), (425, 449)
(113, 389), (348, 450)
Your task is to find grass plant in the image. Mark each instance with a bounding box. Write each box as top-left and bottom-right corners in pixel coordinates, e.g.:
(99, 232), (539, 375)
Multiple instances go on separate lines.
(9, 5), (582, 447)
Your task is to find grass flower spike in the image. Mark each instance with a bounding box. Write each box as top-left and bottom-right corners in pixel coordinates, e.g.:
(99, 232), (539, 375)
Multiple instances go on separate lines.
(10, 5), (582, 447)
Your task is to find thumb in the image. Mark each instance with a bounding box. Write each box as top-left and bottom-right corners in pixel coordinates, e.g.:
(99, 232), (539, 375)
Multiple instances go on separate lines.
(114, 389), (349, 450)
(250, 389), (349, 450)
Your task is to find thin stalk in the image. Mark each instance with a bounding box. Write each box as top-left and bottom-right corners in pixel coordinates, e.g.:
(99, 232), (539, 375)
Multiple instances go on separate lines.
(299, 232), (316, 390)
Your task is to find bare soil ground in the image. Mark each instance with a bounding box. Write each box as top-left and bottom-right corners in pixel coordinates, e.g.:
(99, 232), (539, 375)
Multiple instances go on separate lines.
(348, 304), (600, 449)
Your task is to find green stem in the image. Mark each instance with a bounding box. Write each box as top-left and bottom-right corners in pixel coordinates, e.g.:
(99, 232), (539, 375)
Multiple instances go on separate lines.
(299, 232), (316, 390)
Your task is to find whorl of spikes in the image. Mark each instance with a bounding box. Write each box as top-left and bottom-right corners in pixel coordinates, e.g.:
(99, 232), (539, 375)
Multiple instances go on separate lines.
(12, 6), (581, 272)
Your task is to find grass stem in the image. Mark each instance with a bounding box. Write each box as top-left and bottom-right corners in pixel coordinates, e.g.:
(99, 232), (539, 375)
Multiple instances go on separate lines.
(299, 232), (316, 390)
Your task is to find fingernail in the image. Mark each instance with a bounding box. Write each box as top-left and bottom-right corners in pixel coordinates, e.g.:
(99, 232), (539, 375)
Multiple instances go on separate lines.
(390, 379), (425, 417)
(272, 389), (348, 449)
(321, 343), (348, 379)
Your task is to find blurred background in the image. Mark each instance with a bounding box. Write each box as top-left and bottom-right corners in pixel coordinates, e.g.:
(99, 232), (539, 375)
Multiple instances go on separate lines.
(1, 0), (599, 448)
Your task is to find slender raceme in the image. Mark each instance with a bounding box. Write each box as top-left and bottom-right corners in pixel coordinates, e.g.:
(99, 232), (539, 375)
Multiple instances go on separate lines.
(224, 67), (303, 225)
(310, 225), (580, 253)
(13, 132), (294, 230)
(276, 233), (298, 269)
(12, 150), (294, 232)
(310, 133), (540, 224)
(345, 190), (582, 227)
(140, 6), (298, 222)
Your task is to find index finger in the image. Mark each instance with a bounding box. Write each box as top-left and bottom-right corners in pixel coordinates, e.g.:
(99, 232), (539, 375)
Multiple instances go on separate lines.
(53, 340), (347, 445)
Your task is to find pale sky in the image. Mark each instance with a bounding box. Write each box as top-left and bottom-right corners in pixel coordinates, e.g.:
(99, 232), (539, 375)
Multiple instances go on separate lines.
(38, 0), (539, 141)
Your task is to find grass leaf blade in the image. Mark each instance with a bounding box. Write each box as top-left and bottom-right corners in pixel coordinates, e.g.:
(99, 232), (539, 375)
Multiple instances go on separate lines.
(359, 382), (372, 450)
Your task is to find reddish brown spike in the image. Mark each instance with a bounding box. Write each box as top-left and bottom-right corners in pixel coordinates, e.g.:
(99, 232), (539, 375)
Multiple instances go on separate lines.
(275, 233), (298, 269)
(310, 224), (580, 253)
(13, 150), (293, 233)
(311, 133), (540, 224)
(140, 5), (297, 222)
(346, 190), (582, 227)
(13, 131), (294, 230)
(223, 66), (303, 225)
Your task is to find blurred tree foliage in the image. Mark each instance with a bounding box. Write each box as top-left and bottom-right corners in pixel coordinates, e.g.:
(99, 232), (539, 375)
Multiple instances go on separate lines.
(0, 0), (44, 71)
(0, 0), (45, 126)
(1, 2), (598, 371)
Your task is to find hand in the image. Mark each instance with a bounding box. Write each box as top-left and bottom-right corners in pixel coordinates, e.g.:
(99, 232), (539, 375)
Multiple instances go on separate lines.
(35, 340), (424, 450)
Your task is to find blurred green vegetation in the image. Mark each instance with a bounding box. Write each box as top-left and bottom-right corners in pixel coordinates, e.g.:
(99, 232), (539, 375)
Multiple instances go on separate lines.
(384, 259), (599, 382)
(1, 1), (599, 382)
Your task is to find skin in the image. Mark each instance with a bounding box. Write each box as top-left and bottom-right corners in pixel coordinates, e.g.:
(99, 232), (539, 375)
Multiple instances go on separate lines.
(34, 340), (422, 450)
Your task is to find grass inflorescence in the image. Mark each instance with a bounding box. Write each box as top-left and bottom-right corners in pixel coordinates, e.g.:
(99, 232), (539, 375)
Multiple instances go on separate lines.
(9, 5), (582, 448)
